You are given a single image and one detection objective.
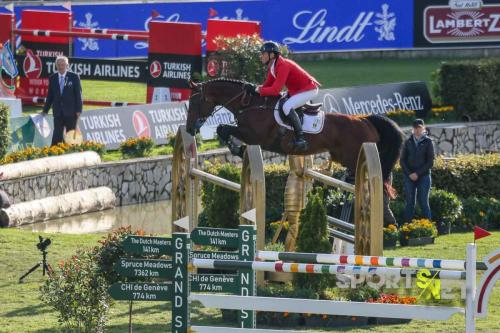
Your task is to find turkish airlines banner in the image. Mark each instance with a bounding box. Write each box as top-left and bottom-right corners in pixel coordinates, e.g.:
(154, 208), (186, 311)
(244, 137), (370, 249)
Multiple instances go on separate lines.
(79, 102), (187, 149)
(414, 0), (500, 47)
(312, 81), (431, 118)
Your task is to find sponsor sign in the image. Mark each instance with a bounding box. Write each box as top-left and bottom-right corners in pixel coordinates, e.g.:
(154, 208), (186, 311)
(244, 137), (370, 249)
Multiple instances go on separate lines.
(312, 81), (431, 118)
(147, 54), (201, 88)
(79, 102), (187, 150)
(415, 0), (500, 46)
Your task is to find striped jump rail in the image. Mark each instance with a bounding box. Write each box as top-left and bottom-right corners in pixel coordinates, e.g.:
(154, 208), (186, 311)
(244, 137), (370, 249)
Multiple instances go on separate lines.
(256, 250), (487, 271)
(192, 258), (466, 280)
(14, 29), (148, 41)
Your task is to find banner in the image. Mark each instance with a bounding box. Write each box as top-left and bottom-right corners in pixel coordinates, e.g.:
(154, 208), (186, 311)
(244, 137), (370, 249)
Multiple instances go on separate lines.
(16, 55), (147, 82)
(79, 102), (187, 149)
(312, 81), (431, 117)
(414, 0), (500, 47)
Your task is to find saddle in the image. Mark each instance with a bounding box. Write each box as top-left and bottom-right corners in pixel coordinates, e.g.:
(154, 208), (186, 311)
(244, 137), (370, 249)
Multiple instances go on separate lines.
(277, 96), (322, 124)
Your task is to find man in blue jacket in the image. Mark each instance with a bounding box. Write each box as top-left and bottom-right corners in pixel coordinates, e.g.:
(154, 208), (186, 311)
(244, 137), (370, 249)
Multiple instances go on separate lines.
(400, 119), (435, 222)
(42, 56), (82, 146)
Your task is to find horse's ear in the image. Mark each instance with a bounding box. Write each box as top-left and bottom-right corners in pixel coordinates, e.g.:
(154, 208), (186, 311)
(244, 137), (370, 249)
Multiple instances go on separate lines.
(188, 79), (199, 90)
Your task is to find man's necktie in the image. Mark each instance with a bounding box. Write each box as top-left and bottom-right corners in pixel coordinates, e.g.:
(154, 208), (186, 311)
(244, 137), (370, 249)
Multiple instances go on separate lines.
(59, 76), (64, 94)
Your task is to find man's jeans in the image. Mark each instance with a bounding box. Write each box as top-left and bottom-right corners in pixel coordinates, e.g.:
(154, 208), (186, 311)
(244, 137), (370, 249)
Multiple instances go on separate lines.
(403, 174), (432, 222)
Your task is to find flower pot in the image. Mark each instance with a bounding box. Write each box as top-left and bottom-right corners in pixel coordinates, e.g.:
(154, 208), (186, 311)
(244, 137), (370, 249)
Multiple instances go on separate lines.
(383, 239), (397, 248)
(400, 236), (435, 246)
(437, 221), (451, 235)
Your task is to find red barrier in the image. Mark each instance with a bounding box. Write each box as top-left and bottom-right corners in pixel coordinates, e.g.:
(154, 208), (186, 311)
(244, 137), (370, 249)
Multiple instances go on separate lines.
(206, 19), (261, 52)
(147, 21), (202, 103)
(0, 12), (14, 47)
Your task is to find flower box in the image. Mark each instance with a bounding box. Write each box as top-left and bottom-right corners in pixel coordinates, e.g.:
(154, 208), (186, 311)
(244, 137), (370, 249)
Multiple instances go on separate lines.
(400, 236), (435, 247)
(383, 238), (397, 248)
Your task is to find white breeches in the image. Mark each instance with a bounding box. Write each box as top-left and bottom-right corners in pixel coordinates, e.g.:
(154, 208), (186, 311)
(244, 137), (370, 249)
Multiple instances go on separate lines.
(283, 87), (319, 115)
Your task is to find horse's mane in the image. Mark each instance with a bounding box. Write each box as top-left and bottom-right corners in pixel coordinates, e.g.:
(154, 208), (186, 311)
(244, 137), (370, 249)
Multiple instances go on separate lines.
(202, 78), (247, 86)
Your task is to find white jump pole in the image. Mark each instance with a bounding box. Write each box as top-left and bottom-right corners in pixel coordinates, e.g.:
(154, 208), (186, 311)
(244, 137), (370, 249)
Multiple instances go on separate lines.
(465, 243), (476, 333)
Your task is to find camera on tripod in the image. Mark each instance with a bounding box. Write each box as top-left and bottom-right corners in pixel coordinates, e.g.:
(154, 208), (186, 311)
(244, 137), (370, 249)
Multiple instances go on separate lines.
(36, 236), (51, 252)
(19, 235), (53, 283)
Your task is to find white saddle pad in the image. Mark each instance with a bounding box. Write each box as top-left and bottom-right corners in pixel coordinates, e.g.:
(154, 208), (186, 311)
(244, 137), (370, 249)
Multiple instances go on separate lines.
(274, 102), (325, 134)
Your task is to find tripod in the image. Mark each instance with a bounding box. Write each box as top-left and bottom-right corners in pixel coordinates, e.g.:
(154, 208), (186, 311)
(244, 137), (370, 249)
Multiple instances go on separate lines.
(19, 249), (53, 283)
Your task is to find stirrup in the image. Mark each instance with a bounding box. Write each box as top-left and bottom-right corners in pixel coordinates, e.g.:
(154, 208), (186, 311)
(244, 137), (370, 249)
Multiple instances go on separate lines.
(289, 137), (308, 151)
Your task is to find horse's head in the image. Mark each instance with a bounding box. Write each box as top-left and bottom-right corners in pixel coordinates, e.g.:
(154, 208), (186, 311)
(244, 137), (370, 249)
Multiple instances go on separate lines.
(186, 80), (217, 135)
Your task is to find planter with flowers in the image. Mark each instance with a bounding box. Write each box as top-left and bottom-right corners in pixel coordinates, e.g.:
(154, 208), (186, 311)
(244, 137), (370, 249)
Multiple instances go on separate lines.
(368, 293), (416, 324)
(399, 219), (438, 246)
(383, 224), (399, 248)
(119, 136), (154, 158)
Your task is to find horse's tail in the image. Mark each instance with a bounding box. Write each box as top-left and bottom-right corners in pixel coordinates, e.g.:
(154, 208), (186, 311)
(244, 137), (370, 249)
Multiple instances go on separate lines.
(366, 115), (403, 197)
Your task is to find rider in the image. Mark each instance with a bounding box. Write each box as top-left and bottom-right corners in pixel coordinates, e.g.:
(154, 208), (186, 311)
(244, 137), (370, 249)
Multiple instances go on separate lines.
(247, 41), (320, 151)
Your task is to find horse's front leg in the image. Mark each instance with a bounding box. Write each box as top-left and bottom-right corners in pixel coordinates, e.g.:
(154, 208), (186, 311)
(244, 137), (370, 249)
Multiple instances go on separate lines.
(216, 125), (247, 158)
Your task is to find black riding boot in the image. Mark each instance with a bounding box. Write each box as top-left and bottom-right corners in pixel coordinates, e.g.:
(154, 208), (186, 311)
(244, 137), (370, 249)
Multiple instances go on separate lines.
(287, 109), (308, 151)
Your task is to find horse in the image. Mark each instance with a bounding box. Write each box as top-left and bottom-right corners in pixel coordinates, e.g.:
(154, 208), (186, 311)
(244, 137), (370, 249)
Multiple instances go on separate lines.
(186, 78), (403, 188)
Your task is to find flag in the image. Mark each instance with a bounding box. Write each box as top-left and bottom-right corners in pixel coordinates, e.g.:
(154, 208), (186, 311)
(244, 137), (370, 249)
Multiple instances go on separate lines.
(474, 226), (491, 241)
(62, 2), (72, 11)
(4, 3), (14, 12)
(151, 9), (161, 19)
(209, 8), (218, 17)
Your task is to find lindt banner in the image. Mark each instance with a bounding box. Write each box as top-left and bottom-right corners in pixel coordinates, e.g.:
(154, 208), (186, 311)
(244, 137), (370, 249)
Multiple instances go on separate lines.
(415, 0), (500, 47)
(79, 102), (187, 149)
(312, 81), (431, 118)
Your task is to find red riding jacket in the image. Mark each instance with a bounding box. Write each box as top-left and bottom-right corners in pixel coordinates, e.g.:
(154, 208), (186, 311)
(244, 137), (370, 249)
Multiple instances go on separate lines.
(259, 56), (319, 97)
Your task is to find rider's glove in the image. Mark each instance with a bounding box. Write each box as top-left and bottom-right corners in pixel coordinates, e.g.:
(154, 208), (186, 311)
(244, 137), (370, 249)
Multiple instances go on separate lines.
(244, 83), (258, 95)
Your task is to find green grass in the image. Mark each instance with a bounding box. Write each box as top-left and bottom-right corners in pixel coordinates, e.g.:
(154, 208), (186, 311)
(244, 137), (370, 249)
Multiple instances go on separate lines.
(301, 57), (451, 89)
(0, 228), (498, 332)
(102, 141), (222, 162)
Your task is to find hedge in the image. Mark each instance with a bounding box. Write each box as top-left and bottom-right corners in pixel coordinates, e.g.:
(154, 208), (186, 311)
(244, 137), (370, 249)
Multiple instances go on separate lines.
(433, 58), (500, 121)
(393, 154), (500, 199)
(0, 103), (9, 159)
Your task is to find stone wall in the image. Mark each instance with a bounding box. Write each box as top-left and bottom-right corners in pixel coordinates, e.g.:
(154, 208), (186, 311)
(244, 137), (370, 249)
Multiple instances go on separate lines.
(0, 121), (498, 206)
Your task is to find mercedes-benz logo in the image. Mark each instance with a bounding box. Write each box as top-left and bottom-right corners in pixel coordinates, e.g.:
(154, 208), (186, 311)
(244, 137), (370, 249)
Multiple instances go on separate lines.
(323, 94), (341, 113)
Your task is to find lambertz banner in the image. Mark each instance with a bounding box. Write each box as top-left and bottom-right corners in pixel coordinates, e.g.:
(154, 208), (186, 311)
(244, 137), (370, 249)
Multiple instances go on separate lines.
(312, 81), (431, 117)
(414, 0), (500, 47)
(79, 102), (187, 149)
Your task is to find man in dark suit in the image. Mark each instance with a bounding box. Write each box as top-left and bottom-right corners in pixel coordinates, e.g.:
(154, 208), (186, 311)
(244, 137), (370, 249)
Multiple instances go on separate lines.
(42, 55), (82, 146)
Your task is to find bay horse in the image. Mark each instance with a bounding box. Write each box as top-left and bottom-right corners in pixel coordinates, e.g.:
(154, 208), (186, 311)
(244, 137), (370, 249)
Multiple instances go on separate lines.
(186, 78), (403, 190)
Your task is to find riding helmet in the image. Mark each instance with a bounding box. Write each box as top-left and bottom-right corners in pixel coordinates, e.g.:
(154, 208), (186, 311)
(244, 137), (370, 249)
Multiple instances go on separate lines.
(260, 41), (281, 54)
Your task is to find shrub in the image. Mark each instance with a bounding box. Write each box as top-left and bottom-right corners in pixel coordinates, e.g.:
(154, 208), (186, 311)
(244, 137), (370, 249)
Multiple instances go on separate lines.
(429, 189), (462, 233)
(460, 197), (500, 231)
(433, 58), (500, 120)
(0, 103), (9, 159)
(40, 248), (110, 333)
(293, 188), (331, 293)
(345, 284), (380, 302)
(94, 226), (145, 285)
(201, 161), (241, 229)
(119, 136), (154, 158)
(400, 219), (438, 241)
(264, 163), (289, 223)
